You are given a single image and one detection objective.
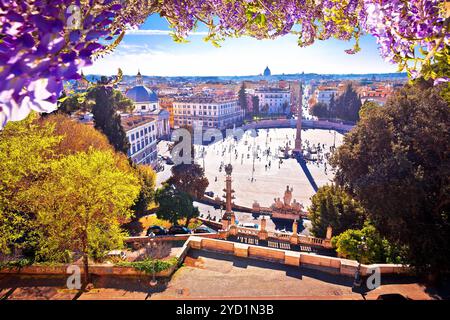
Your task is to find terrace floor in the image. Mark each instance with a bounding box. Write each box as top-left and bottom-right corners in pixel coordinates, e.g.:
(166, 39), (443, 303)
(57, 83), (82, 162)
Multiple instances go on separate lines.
(150, 249), (434, 300)
(0, 249), (438, 300)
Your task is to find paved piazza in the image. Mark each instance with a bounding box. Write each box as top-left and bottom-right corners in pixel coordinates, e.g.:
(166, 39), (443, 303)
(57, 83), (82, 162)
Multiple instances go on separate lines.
(158, 127), (344, 209)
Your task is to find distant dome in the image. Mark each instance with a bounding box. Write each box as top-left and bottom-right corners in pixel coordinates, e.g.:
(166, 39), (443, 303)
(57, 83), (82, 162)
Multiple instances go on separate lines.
(263, 66), (271, 77)
(126, 85), (158, 103)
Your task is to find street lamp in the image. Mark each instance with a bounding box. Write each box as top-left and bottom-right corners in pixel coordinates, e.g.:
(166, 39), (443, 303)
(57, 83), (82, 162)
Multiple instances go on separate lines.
(353, 236), (367, 290)
(148, 239), (158, 287)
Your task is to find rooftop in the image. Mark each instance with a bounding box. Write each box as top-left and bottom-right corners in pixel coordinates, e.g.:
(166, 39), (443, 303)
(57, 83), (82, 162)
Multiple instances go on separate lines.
(255, 87), (290, 93)
(121, 115), (156, 131)
(126, 85), (158, 103)
(174, 94), (238, 104)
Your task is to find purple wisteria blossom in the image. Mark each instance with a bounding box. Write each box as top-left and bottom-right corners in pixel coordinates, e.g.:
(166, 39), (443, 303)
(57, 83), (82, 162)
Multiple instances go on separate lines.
(0, 0), (448, 128)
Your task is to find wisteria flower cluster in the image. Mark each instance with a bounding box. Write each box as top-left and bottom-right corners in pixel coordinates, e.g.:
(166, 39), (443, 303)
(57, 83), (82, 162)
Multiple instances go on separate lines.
(0, 0), (448, 128)
(361, 0), (449, 81)
(0, 0), (152, 128)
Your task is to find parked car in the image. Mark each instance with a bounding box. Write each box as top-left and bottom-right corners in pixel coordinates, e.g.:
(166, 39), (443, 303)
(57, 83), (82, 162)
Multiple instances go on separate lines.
(205, 191), (214, 197)
(105, 250), (127, 260)
(146, 225), (168, 237)
(240, 222), (259, 229)
(193, 225), (216, 234)
(168, 225), (191, 235)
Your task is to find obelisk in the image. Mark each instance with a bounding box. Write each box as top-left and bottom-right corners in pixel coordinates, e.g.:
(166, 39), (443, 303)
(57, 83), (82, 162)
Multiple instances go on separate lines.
(294, 83), (303, 153)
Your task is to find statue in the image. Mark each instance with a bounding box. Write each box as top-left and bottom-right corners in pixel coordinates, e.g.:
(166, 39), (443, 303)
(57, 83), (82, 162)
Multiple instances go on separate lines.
(283, 185), (293, 207)
(224, 163), (233, 175)
(273, 197), (283, 209)
(291, 199), (302, 211)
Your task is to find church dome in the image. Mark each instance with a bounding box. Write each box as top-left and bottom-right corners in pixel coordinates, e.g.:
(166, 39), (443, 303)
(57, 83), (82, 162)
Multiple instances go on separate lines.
(263, 66), (271, 77)
(126, 85), (158, 103)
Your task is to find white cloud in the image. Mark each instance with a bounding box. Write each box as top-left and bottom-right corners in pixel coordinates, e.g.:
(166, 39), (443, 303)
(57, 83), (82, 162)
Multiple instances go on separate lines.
(86, 35), (397, 76)
(125, 29), (208, 36)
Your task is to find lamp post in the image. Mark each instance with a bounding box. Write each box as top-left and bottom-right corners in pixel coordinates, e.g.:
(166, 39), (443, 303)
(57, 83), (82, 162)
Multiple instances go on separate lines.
(353, 236), (367, 290)
(148, 238), (158, 287)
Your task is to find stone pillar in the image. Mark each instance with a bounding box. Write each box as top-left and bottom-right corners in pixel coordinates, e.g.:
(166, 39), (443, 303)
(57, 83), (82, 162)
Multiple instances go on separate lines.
(292, 220), (298, 234)
(290, 219), (299, 245)
(258, 216), (268, 240)
(225, 176), (233, 215)
(221, 164), (235, 223)
(326, 225), (333, 240)
(260, 216), (267, 231)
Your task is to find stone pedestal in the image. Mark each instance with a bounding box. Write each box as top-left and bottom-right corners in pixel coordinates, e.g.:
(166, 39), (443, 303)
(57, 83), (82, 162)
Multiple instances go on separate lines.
(258, 230), (268, 241)
(258, 216), (268, 240)
(221, 218), (230, 231)
(218, 230), (228, 239)
(229, 225), (238, 236)
(326, 225), (333, 240)
(290, 220), (299, 244)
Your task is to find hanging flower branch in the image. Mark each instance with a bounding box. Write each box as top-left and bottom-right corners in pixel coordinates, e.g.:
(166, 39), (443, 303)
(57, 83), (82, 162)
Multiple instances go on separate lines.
(0, 0), (448, 128)
(0, 0), (154, 127)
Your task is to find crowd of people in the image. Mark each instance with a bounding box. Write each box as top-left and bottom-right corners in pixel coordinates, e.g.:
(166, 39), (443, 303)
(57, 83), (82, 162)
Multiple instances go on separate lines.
(195, 128), (336, 180)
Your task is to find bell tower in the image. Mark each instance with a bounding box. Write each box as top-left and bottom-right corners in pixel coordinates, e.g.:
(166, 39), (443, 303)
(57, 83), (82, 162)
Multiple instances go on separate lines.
(136, 69), (143, 85)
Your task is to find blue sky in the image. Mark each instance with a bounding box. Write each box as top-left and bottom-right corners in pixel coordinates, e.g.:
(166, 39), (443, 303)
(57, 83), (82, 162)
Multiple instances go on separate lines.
(85, 15), (398, 77)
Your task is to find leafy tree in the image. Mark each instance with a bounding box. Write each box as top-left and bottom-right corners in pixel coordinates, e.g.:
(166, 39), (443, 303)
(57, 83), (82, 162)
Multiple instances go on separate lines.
(331, 80), (450, 275)
(328, 93), (335, 118)
(0, 114), (142, 287)
(44, 114), (113, 155)
(308, 184), (366, 238)
(252, 95), (260, 116)
(89, 84), (132, 154)
(0, 113), (61, 256)
(155, 183), (199, 226)
(332, 223), (404, 264)
(166, 163), (209, 200)
(358, 101), (379, 120)
(238, 82), (248, 114)
(310, 102), (329, 118)
(21, 150), (140, 285)
(56, 91), (91, 115)
(132, 165), (157, 217)
(332, 84), (362, 122)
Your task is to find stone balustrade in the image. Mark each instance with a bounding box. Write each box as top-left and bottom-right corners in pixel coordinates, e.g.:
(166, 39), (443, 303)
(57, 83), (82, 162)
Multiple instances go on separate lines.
(236, 226), (259, 236)
(186, 236), (410, 277)
(0, 236), (410, 280)
(233, 225), (332, 249)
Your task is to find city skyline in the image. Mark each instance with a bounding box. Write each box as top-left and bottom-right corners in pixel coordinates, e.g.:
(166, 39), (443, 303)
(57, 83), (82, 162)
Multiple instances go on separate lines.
(85, 15), (398, 77)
